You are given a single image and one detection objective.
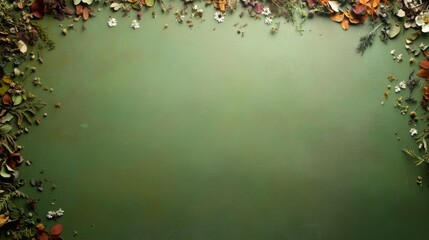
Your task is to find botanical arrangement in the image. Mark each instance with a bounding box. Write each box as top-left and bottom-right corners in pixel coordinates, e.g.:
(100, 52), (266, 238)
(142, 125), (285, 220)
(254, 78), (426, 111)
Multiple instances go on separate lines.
(1, 0), (429, 239)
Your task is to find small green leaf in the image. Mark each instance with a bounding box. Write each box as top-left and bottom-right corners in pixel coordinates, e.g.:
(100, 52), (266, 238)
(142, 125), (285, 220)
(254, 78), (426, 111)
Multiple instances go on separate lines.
(1, 113), (13, 124)
(0, 124), (13, 134)
(145, 0), (155, 7)
(0, 166), (11, 178)
(12, 95), (22, 106)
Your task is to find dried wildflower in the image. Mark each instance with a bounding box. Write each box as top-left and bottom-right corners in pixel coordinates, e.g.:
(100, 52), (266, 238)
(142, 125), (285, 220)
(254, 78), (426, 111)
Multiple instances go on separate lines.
(261, 7), (271, 16)
(265, 17), (273, 25)
(214, 11), (225, 23)
(410, 128), (418, 136)
(108, 17), (117, 28)
(131, 20), (140, 29)
(394, 86), (401, 93)
(399, 81), (407, 89)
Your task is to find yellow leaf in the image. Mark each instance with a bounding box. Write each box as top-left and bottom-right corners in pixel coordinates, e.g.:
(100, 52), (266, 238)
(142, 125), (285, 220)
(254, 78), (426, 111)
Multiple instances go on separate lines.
(0, 214), (9, 227)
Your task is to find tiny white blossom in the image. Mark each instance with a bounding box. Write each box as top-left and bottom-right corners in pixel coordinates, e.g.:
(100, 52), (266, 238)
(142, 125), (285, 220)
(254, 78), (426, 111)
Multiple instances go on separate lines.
(214, 11), (224, 23)
(410, 128), (418, 136)
(397, 54), (403, 62)
(399, 81), (407, 89)
(394, 86), (401, 93)
(261, 7), (271, 16)
(193, 4), (198, 10)
(107, 17), (117, 28)
(131, 20), (140, 29)
(264, 17), (273, 25)
(390, 49), (395, 55)
(56, 208), (64, 216)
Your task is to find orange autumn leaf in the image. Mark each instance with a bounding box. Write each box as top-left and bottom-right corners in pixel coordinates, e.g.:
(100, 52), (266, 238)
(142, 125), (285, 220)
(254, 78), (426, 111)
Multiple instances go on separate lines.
(372, 0), (380, 8)
(359, 0), (370, 4)
(419, 60), (429, 69)
(330, 13), (344, 22)
(341, 18), (349, 30)
(424, 86), (429, 100)
(0, 214), (9, 227)
(344, 10), (360, 24)
(82, 7), (89, 21)
(417, 69), (429, 80)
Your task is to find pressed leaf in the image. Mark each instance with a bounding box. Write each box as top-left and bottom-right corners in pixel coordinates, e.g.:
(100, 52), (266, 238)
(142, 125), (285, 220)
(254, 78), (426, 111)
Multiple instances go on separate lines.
(388, 24), (400, 38)
(12, 95), (22, 106)
(253, 2), (263, 14)
(352, 3), (366, 14)
(50, 224), (63, 236)
(0, 124), (13, 134)
(145, 0), (155, 7)
(419, 60), (429, 69)
(2, 94), (11, 105)
(110, 3), (122, 11)
(76, 5), (83, 15)
(372, 0), (380, 8)
(328, 1), (340, 12)
(1, 113), (13, 124)
(17, 40), (27, 54)
(82, 0), (94, 4)
(0, 166), (12, 178)
(82, 7), (90, 20)
(0, 214), (9, 227)
(330, 13), (344, 22)
(31, 0), (45, 19)
(341, 18), (349, 30)
(36, 231), (50, 240)
(2, 75), (12, 84)
(417, 69), (429, 79)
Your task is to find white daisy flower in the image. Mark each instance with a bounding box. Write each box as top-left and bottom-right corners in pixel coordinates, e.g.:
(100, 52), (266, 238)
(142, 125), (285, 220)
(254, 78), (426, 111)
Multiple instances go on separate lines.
(394, 86), (401, 93)
(264, 17), (273, 25)
(214, 11), (224, 23)
(399, 81), (406, 89)
(410, 128), (418, 136)
(107, 17), (117, 28)
(56, 208), (64, 216)
(261, 7), (271, 16)
(131, 20), (140, 29)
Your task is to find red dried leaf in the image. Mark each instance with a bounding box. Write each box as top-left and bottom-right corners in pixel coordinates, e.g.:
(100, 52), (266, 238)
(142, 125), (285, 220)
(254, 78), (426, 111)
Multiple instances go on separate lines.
(307, 0), (316, 7)
(2, 94), (11, 105)
(36, 231), (49, 240)
(76, 5), (83, 15)
(50, 224), (63, 236)
(31, 0), (45, 19)
(352, 3), (366, 14)
(419, 60), (429, 69)
(253, 2), (263, 14)
(417, 69), (429, 80)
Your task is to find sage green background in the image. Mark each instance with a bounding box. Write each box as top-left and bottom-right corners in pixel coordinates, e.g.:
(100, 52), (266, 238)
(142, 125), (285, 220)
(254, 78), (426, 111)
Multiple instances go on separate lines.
(17, 3), (429, 240)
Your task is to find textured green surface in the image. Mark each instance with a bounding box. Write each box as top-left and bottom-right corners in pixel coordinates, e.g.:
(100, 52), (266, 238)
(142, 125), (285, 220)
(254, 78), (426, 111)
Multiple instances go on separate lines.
(17, 5), (429, 240)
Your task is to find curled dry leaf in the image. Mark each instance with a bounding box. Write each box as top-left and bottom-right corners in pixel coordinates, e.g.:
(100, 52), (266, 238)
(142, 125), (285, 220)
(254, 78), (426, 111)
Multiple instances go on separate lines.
(0, 214), (9, 227)
(330, 12), (344, 22)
